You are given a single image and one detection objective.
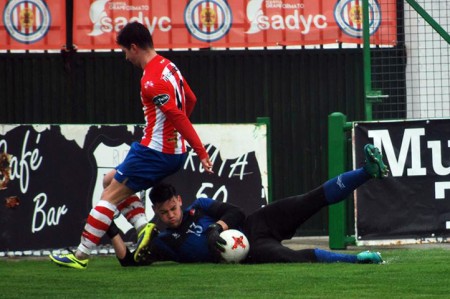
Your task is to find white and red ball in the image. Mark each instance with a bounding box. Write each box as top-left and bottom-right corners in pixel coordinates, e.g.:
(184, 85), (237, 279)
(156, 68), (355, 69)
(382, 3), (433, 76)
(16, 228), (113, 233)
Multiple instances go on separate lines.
(219, 229), (250, 263)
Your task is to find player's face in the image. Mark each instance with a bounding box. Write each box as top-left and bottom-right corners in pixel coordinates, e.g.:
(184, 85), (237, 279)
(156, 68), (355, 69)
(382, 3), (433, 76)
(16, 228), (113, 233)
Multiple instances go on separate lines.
(120, 44), (139, 67)
(153, 195), (183, 228)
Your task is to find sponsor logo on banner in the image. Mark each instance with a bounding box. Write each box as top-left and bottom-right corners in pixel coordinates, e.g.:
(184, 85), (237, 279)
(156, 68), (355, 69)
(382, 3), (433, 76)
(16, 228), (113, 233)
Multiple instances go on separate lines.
(354, 120), (450, 243)
(88, 0), (171, 36)
(334, 0), (381, 38)
(72, 0), (396, 50)
(184, 0), (232, 42)
(2, 0), (51, 44)
(245, 0), (326, 35)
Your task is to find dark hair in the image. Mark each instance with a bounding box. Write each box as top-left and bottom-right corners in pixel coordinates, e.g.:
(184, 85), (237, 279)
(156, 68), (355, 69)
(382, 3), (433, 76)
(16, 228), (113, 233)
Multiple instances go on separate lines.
(150, 183), (177, 204)
(116, 22), (154, 49)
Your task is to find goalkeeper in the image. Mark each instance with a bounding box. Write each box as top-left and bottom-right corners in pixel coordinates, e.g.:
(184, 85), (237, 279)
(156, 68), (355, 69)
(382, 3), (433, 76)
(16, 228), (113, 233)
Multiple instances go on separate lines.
(109, 144), (388, 267)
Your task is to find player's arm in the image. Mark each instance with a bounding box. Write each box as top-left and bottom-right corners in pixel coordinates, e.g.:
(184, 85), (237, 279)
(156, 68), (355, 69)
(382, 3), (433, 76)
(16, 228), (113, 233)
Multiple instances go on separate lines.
(165, 107), (207, 157)
(163, 105), (213, 173)
(145, 83), (213, 173)
(200, 199), (245, 260)
(183, 79), (197, 117)
(204, 199), (246, 230)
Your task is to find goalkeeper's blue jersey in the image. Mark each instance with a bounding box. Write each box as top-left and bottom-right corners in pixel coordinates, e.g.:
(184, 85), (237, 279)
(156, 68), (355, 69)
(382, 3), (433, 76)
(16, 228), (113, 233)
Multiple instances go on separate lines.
(152, 197), (219, 263)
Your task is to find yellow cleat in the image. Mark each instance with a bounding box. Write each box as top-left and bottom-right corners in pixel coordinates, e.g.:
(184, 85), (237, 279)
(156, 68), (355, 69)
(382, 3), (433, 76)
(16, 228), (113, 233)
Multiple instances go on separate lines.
(49, 252), (88, 270)
(134, 222), (157, 262)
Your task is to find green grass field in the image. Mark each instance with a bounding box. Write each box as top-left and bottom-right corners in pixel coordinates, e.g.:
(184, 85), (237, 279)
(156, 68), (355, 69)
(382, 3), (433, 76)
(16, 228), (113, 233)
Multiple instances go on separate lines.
(1, 248), (449, 298)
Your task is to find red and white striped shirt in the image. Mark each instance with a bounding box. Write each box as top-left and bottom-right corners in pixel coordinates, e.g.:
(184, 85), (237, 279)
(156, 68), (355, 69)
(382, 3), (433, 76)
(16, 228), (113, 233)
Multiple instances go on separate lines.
(140, 55), (208, 160)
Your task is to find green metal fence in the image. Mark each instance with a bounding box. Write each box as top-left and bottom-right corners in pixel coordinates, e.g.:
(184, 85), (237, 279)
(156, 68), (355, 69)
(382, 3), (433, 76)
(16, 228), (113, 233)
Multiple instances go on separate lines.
(329, 0), (450, 249)
(369, 0), (450, 120)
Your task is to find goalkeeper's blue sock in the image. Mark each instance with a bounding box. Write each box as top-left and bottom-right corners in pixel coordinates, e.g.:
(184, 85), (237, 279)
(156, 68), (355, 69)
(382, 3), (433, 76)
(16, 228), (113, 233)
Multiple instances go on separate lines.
(314, 248), (357, 263)
(323, 168), (370, 204)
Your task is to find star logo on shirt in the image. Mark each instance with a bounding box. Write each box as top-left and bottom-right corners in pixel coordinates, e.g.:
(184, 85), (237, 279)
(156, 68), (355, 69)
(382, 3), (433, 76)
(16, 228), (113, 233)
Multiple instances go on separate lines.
(144, 81), (154, 89)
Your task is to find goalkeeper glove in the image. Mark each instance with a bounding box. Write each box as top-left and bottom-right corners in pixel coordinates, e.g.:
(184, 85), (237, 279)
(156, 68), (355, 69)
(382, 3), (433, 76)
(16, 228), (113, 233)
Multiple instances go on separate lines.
(206, 223), (226, 261)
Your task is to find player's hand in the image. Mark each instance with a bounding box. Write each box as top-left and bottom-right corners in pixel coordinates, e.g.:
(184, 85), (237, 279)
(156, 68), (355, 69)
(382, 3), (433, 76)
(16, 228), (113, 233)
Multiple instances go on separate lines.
(206, 223), (226, 260)
(201, 157), (214, 174)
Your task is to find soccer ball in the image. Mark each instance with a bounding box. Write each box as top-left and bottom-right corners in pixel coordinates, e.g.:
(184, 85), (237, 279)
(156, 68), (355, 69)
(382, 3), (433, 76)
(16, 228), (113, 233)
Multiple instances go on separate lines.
(219, 229), (250, 263)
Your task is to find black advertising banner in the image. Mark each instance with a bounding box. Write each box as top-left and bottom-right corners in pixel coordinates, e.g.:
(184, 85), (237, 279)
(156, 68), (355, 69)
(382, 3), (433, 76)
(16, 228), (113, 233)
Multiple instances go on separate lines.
(354, 119), (450, 244)
(0, 124), (268, 253)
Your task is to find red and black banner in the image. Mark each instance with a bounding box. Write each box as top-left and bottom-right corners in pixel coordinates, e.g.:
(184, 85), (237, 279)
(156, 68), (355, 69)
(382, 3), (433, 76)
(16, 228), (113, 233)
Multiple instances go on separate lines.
(354, 119), (450, 243)
(0, 0), (397, 50)
(73, 0), (397, 50)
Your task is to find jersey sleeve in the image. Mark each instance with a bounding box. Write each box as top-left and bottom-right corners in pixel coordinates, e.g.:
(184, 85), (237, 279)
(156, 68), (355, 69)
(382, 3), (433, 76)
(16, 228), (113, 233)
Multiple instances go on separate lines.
(183, 79), (197, 117)
(164, 108), (208, 160)
(194, 198), (245, 229)
(146, 82), (208, 160)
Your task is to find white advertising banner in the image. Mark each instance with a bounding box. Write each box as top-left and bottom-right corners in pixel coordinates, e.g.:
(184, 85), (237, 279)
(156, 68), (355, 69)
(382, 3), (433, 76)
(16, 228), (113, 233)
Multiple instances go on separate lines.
(0, 123), (269, 253)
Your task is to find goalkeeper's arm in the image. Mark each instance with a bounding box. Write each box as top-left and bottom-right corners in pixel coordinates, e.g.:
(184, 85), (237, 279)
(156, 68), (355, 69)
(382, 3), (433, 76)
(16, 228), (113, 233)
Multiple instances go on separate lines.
(108, 221), (160, 267)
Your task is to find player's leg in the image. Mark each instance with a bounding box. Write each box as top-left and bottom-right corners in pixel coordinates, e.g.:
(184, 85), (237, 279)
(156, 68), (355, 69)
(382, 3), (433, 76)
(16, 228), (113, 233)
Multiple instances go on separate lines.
(245, 144), (388, 242)
(103, 169), (148, 233)
(114, 143), (187, 262)
(244, 238), (317, 263)
(323, 144), (388, 203)
(245, 239), (382, 264)
(50, 180), (135, 269)
(314, 248), (383, 264)
(244, 186), (329, 244)
(117, 195), (148, 233)
(362, 144), (389, 179)
(102, 169), (115, 188)
(243, 171), (370, 243)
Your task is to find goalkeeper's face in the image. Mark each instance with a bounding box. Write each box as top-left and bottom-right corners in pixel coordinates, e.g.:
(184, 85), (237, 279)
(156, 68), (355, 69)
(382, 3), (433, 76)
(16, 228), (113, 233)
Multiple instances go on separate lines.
(153, 195), (183, 228)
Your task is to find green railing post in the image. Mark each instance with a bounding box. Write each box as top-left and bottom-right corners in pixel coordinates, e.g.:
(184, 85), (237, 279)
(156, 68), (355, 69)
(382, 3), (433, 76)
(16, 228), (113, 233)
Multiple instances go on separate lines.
(328, 112), (353, 249)
(362, 0), (373, 121)
(362, 0), (387, 121)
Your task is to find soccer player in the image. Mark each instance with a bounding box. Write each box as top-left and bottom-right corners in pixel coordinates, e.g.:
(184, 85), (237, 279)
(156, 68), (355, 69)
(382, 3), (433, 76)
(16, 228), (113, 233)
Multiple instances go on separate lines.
(110, 144), (388, 267)
(49, 22), (213, 269)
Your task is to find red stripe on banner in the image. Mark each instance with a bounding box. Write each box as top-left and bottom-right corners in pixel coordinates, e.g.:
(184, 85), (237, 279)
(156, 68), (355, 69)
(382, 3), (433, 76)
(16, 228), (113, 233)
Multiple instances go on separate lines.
(212, 2), (219, 32)
(347, 2), (354, 29)
(68, 0), (398, 50)
(34, 4), (39, 33)
(356, 0), (362, 30)
(21, 5), (25, 33)
(217, 3), (223, 31)
(206, 2), (213, 33)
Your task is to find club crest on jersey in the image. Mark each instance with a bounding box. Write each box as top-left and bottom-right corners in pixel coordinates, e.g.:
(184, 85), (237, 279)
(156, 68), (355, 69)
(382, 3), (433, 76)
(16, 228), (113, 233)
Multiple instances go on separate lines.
(334, 0), (381, 38)
(2, 0), (51, 44)
(153, 94), (170, 107)
(184, 0), (232, 42)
